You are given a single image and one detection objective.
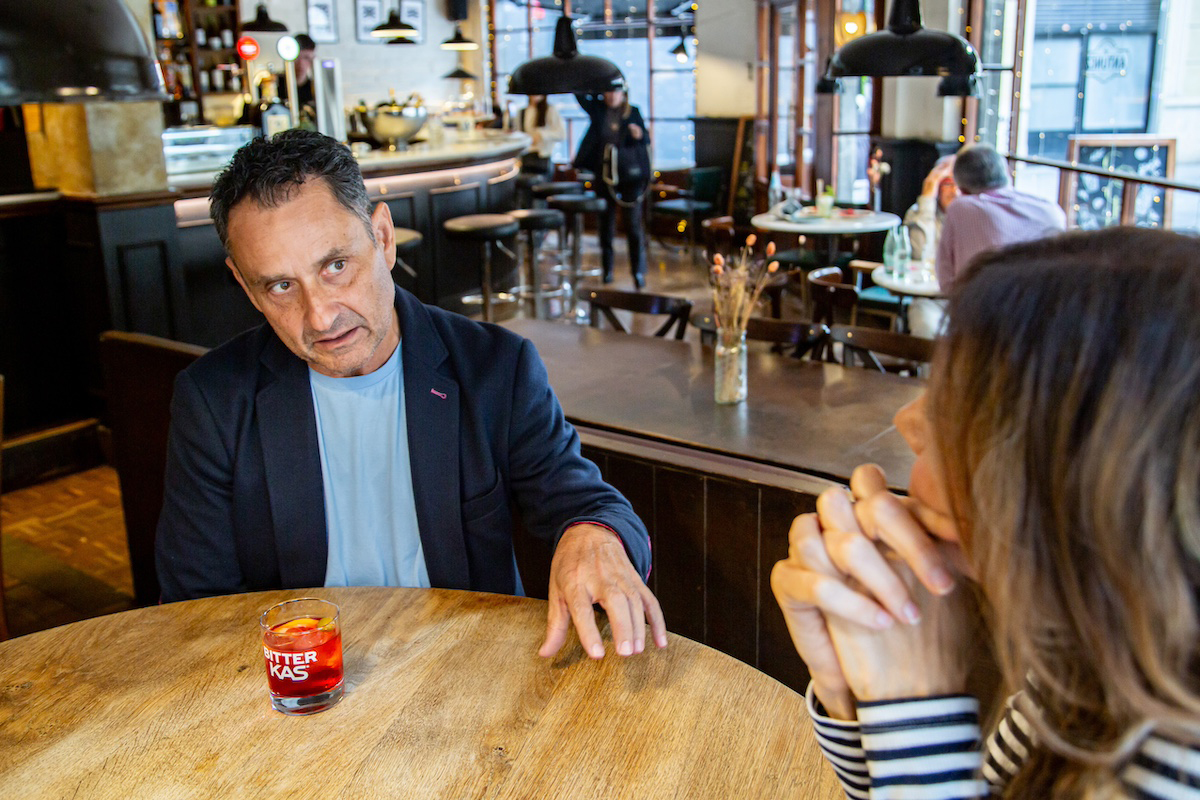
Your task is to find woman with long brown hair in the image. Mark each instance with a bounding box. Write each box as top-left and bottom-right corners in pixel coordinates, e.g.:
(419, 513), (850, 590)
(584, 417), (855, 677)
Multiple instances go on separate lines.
(773, 227), (1200, 797)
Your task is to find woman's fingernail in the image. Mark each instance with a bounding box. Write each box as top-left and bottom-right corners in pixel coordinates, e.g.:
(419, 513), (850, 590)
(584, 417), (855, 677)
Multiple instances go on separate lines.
(931, 568), (955, 593)
(875, 610), (895, 629)
(903, 603), (922, 625)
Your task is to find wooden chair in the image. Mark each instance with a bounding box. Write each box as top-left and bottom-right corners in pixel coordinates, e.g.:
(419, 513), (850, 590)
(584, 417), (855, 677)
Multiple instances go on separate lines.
(577, 287), (693, 340)
(0, 374), (8, 640)
(691, 314), (829, 360)
(808, 267), (900, 331)
(829, 324), (935, 376)
(100, 331), (207, 607)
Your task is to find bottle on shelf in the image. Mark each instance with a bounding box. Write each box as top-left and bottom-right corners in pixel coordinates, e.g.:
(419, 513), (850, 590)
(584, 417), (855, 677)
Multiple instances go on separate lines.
(256, 77), (292, 139)
(194, 19), (207, 47)
(221, 24), (234, 49)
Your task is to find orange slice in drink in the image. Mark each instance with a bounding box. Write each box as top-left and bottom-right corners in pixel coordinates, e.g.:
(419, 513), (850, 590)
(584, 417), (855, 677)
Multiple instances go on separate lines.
(273, 616), (321, 633)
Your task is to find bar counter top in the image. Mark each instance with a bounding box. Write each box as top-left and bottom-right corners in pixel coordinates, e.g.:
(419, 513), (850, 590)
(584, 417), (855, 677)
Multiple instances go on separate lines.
(504, 319), (922, 489)
(169, 131), (531, 194)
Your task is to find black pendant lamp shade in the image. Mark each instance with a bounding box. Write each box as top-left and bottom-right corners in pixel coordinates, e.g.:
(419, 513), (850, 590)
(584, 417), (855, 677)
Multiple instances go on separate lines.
(242, 3), (289, 32)
(0, 0), (166, 104)
(825, 0), (979, 96)
(440, 24), (478, 51)
(508, 16), (624, 95)
(374, 10), (418, 39)
(443, 66), (477, 80)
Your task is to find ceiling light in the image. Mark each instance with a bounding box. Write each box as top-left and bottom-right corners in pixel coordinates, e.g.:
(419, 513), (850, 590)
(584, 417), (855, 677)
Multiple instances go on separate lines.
(241, 3), (289, 33)
(0, 0), (166, 104)
(508, 16), (624, 95)
(372, 10), (417, 39)
(671, 38), (688, 63)
(441, 24), (478, 51)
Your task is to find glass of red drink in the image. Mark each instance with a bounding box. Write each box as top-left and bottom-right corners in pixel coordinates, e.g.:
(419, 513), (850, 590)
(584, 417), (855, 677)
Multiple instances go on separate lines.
(259, 598), (344, 714)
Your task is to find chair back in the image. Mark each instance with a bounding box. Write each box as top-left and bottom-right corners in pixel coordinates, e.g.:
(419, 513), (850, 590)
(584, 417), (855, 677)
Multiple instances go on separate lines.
(687, 166), (724, 205)
(829, 325), (935, 374)
(744, 317), (830, 360)
(700, 215), (735, 263)
(0, 374), (7, 640)
(807, 267), (859, 326)
(100, 331), (207, 607)
(578, 288), (693, 340)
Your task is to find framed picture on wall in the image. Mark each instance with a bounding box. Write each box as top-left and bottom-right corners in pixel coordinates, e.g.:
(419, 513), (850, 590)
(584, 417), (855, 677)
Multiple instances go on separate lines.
(307, 0), (338, 44)
(399, 0), (424, 44)
(356, 0), (384, 43)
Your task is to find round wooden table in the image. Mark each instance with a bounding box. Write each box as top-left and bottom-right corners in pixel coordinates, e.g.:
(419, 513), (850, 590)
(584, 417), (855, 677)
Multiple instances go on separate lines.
(0, 588), (843, 799)
(870, 265), (945, 298)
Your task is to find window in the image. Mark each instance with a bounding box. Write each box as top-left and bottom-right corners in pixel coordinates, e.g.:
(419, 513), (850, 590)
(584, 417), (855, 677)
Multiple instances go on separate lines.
(488, 0), (698, 169)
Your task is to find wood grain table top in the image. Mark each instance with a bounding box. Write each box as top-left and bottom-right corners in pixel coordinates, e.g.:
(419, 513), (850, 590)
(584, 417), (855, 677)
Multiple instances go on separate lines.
(505, 318), (922, 489)
(1, 588), (843, 799)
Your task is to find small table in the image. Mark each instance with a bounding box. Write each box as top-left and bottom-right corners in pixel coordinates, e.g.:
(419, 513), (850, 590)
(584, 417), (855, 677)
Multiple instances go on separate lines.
(751, 205), (901, 261)
(870, 265), (945, 298)
(1, 587), (844, 799)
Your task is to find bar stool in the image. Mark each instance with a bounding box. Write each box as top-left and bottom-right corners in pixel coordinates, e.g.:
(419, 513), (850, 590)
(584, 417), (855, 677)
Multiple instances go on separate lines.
(393, 227), (422, 280)
(509, 208), (569, 318)
(516, 172), (542, 208)
(530, 181), (584, 208)
(546, 193), (606, 321)
(443, 214), (519, 323)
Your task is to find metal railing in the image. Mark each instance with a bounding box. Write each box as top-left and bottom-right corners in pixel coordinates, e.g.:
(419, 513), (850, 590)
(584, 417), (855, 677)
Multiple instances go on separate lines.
(1003, 151), (1200, 231)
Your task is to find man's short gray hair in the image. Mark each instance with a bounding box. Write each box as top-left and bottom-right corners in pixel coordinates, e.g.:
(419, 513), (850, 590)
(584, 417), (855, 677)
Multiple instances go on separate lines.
(953, 144), (1011, 193)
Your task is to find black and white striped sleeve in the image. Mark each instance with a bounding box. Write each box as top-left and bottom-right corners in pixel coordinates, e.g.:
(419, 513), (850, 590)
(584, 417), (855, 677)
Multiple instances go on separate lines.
(855, 695), (989, 799)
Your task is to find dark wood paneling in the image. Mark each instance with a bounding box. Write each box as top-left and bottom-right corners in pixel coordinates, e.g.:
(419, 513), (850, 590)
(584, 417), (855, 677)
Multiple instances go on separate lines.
(653, 467), (707, 642)
(705, 476), (761, 667)
(600, 452), (657, 588)
(758, 485), (816, 691)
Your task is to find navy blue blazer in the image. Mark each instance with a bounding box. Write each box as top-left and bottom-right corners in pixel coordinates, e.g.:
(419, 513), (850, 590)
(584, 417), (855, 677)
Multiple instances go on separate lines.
(155, 286), (651, 602)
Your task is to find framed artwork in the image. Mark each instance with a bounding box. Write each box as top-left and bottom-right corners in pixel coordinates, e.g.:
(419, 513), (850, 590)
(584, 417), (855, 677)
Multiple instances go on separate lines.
(1060, 135), (1175, 229)
(356, 0), (384, 43)
(399, 0), (425, 44)
(307, 0), (338, 44)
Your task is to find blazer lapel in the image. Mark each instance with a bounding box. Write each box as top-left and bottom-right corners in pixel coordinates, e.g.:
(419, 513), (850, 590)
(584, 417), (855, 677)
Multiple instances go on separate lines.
(258, 337), (328, 589)
(397, 290), (469, 589)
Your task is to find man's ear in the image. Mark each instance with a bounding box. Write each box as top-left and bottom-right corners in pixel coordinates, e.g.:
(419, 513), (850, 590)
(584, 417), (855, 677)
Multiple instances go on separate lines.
(371, 201), (396, 267)
(226, 256), (263, 313)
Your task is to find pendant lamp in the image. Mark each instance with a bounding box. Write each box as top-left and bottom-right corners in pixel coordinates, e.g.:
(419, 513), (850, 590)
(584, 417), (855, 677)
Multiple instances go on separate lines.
(824, 0), (979, 96)
(670, 38), (688, 63)
(507, 16), (624, 95)
(443, 66), (478, 80)
(242, 3), (289, 33)
(0, 0), (166, 104)
(373, 10), (418, 39)
(440, 24), (478, 51)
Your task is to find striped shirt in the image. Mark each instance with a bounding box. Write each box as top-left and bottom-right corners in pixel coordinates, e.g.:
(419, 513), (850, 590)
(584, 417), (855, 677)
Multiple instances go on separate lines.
(807, 683), (1200, 798)
(935, 187), (1066, 292)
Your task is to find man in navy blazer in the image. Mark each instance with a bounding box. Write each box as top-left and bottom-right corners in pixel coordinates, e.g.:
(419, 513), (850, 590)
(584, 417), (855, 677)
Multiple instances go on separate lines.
(156, 130), (666, 660)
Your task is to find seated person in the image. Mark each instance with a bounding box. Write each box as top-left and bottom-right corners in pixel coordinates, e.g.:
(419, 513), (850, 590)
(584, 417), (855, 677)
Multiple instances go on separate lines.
(936, 144), (1066, 292)
(903, 155), (958, 263)
(517, 95), (565, 182)
(156, 130), (666, 661)
(773, 228), (1200, 795)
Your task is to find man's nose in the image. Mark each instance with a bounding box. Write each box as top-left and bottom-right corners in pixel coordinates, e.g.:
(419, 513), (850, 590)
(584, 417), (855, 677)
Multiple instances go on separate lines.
(304, 285), (341, 333)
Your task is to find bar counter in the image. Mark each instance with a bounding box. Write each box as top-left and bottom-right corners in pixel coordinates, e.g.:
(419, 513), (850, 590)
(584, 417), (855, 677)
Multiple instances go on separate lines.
(503, 319), (922, 692)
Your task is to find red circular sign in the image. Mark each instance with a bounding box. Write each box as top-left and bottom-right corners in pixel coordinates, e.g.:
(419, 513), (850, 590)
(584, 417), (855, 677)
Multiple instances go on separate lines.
(236, 36), (260, 60)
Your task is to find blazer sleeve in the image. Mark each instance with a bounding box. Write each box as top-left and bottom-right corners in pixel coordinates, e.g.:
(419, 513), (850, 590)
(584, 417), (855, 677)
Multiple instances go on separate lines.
(504, 339), (652, 578)
(155, 368), (247, 602)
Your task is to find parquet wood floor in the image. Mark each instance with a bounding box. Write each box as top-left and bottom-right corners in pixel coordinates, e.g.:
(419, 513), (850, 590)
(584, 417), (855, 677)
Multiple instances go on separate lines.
(1, 466), (135, 638)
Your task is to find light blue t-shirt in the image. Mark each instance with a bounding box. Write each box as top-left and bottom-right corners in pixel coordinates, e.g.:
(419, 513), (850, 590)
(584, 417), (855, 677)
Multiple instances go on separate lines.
(309, 343), (430, 589)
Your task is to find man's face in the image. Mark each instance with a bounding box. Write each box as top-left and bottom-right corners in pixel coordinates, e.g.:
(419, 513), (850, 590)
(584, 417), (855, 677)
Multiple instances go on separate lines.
(937, 179), (959, 212)
(296, 49), (315, 84)
(225, 179), (399, 378)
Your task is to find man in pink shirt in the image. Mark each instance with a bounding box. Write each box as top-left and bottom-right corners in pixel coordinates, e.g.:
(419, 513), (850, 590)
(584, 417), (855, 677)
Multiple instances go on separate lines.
(936, 144), (1066, 292)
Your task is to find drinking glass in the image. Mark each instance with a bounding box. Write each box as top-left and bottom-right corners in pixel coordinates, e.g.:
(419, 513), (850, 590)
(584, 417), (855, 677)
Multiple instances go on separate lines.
(260, 597), (344, 715)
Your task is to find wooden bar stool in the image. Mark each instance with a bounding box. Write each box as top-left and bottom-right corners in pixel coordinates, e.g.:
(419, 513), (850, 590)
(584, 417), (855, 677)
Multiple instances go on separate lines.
(443, 214), (520, 323)
(530, 181), (584, 208)
(546, 193), (606, 321)
(509, 208), (569, 319)
(393, 227), (422, 281)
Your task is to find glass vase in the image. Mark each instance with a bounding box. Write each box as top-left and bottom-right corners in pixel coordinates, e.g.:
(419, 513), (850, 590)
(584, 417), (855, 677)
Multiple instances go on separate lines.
(714, 329), (748, 404)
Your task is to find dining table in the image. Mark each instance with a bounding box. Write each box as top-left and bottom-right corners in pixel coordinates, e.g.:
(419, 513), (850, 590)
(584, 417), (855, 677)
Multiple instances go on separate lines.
(751, 204), (902, 263)
(869, 264), (945, 299)
(0, 587), (845, 799)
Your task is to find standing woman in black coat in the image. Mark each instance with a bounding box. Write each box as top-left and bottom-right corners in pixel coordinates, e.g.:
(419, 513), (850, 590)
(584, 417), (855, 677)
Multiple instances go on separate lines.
(574, 80), (651, 289)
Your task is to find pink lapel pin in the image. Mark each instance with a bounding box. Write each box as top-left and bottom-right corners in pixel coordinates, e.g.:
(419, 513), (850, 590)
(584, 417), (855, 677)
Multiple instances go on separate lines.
(430, 388), (447, 399)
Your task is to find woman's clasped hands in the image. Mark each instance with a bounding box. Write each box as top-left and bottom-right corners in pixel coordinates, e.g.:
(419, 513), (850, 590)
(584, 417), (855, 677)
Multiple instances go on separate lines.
(770, 464), (980, 721)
